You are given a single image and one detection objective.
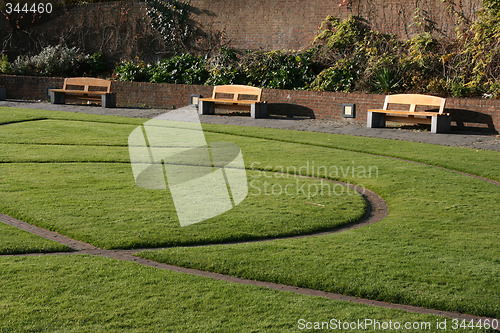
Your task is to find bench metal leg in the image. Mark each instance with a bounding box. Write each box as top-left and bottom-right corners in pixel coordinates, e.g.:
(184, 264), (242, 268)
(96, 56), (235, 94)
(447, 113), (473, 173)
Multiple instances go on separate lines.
(431, 115), (451, 133)
(251, 102), (268, 119)
(50, 91), (65, 104)
(0, 87), (5, 101)
(199, 100), (215, 115)
(102, 93), (116, 108)
(367, 111), (386, 128)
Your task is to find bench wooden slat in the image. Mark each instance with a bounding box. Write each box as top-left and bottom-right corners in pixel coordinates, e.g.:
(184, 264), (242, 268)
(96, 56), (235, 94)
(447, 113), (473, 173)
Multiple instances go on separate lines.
(199, 98), (257, 104)
(367, 94), (451, 133)
(199, 85), (267, 118)
(51, 89), (108, 95)
(50, 77), (115, 108)
(62, 77), (111, 93)
(382, 94), (446, 114)
(210, 84), (262, 101)
(384, 94), (444, 107)
(368, 109), (450, 116)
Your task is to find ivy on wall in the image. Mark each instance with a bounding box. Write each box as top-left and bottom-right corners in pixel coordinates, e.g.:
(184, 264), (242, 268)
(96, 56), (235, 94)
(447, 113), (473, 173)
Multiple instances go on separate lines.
(145, 0), (193, 53)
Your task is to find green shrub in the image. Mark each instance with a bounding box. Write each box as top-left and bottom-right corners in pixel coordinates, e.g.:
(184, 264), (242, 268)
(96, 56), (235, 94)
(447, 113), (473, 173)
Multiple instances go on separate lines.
(448, 79), (473, 97)
(206, 67), (240, 85)
(370, 67), (402, 94)
(313, 15), (368, 55)
(0, 54), (12, 74)
(115, 61), (153, 82)
(205, 48), (244, 85)
(10, 45), (88, 77)
(404, 33), (439, 68)
(88, 53), (109, 76)
(242, 50), (315, 90)
(150, 53), (208, 84)
(308, 59), (358, 92)
(485, 81), (500, 98)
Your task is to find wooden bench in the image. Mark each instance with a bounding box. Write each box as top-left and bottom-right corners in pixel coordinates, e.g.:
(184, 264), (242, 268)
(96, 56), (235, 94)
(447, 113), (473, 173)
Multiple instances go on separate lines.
(367, 94), (451, 133)
(199, 85), (268, 119)
(50, 77), (116, 108)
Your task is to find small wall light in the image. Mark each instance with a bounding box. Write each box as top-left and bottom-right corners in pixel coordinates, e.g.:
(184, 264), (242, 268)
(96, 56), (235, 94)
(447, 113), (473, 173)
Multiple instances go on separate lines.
(190, 94), (202, 107)
(342, 103), (356, 118)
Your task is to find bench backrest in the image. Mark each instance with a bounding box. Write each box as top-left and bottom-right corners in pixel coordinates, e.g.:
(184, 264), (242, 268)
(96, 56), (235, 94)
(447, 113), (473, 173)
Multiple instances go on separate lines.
(212, 85), (262, 102)
(384, 94), (446, 114)
(63, 77), (112, 93)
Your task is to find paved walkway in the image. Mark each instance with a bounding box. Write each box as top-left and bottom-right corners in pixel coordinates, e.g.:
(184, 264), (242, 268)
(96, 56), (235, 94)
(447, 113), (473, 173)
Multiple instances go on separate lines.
(2, 100), (500, 151)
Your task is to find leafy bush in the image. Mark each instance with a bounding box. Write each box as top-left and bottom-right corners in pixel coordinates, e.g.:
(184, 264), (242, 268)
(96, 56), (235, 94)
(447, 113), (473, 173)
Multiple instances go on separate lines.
(205, 48), (244, 85)
(150, 53), (208, 84)
(11, 45), (80, 76)
(313, 15), (369, 56)
(115, 61), (153, 82)
(0, 54), (12, 74)
(206, 66), (241, 85)
(242, 50), (315, 90)
(114, 49), (315, 90)
(8, 45), (101, 77)
(308, 59), (358, 92)
(486, 81), (500, 98)
(87, 53), (109, 76)
(370, 67), (402, 94)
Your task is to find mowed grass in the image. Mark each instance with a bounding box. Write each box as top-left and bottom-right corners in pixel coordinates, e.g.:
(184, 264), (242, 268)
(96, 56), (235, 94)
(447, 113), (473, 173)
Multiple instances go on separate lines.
(139, 140), (500, 317)
(202, 124), (500, 182)
(0, 163), (365, 249)
(1, 107), (499, 321)
(0, 108), (366, 249)
(0, 255), (488, 333)
(0, 223), (70, 255)
(140, 162), (500, 318)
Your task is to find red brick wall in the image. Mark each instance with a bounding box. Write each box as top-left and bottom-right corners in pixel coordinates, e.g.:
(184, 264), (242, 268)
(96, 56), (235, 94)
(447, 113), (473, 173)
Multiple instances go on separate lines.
(1, 0), (481, 60)
(1, 74), (498, 132)
(0, 75), (64, 101)
(190, 0), (481, 51)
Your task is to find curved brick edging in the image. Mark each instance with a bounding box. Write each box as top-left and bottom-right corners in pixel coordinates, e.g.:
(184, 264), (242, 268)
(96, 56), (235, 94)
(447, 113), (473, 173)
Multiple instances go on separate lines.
(0, 177), (386, 251)
(3, 248), (499, 327)
(101, 252), (500, 326)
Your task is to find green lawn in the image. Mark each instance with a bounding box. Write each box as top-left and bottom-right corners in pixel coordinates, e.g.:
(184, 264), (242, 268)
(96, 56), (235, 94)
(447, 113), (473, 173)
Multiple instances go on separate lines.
(139, 141), (500, 317)
(0, 163), (365, 249)
(1, 107), (499, 327)
(0, 223), (70, 255)
(0, 108), (366, 250)
(0, 255), (487, 333)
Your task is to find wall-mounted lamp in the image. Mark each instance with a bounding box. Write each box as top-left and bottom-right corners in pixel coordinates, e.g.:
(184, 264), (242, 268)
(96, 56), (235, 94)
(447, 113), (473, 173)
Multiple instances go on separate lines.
(190, 94), (202, 107)
(342, 103), (356, 118)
